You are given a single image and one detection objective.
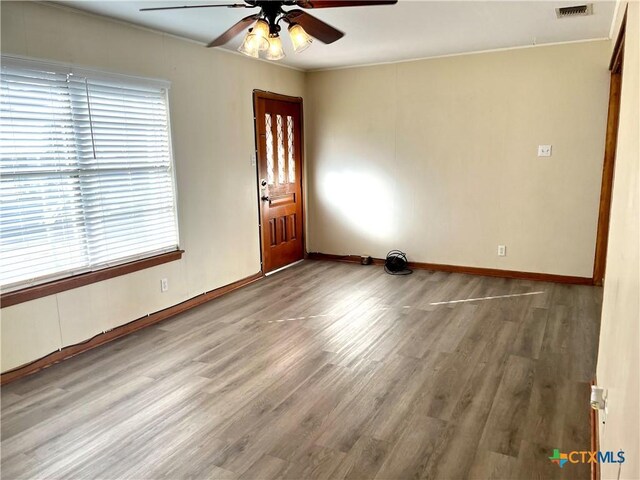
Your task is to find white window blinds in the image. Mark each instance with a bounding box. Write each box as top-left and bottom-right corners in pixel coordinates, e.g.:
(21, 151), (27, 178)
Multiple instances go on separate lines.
(0, 58), (179, 292)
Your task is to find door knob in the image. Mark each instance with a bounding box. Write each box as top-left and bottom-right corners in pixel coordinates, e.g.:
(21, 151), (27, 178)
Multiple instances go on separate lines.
(261, 195), (270, 202)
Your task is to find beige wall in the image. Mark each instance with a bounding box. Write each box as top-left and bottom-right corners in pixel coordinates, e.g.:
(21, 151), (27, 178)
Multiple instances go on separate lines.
(305, 41), (611, 277)
(597, 2), (640, 479)
(0, 1), (305, 372)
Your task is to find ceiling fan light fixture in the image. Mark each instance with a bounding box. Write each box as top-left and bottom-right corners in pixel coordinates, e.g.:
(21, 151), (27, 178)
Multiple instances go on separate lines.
(251, 19), (271, 49)
(288, 23), (313, 53)
(237, 31), (261, 58)
(237, 19), (271, 58)
(265, 35), (286, 61)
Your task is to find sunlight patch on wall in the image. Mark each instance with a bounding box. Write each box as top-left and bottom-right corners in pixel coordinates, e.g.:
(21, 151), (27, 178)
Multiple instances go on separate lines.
(320, 170), (396, 242)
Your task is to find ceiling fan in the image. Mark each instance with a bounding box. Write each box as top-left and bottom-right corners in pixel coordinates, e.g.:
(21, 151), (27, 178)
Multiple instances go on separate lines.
(141, 0), (398, 60)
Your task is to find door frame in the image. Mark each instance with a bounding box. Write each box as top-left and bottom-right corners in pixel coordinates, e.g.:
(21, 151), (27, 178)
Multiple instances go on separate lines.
(252, 90), (306, 274)
(592, 9), (626, 286)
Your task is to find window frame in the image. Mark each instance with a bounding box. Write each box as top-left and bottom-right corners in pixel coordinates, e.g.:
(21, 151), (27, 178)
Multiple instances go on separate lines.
(0, 55), (183, 306)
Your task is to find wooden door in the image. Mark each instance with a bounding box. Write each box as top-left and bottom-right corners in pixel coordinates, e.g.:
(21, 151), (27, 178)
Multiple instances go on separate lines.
(254, 91), (304, 273)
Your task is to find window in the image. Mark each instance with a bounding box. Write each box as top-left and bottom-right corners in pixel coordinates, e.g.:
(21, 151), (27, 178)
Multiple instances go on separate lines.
(0, 57), (180, 293)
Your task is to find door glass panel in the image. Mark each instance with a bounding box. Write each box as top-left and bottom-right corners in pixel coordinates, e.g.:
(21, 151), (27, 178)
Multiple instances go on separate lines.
(265, 114), (274, 185)
(287, 116), (295, 183)
(276, 114), (285, 184)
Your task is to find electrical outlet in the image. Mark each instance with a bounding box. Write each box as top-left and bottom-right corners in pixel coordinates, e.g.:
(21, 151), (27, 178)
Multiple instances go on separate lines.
(498, 245), (506, 257)
(537, 145), (552, 157)
(161, 278), (169, 292)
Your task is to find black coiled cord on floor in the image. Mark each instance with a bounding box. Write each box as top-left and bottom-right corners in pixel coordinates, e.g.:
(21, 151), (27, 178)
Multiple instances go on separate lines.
(384, 250), (413, 275)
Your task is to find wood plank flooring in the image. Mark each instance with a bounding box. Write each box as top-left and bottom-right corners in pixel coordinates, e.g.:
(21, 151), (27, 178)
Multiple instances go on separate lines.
(0, 260), (602, 479)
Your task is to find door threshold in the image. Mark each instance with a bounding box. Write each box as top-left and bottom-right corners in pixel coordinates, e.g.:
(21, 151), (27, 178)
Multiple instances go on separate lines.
(265, 259), (305, 276)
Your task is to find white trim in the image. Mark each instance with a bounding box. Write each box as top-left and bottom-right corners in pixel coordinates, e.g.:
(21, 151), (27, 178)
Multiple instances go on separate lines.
(308, 37), (611, 73)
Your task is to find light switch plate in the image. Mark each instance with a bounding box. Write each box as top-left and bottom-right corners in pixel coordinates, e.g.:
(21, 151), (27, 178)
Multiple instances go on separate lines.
(538, 145), (552, 157)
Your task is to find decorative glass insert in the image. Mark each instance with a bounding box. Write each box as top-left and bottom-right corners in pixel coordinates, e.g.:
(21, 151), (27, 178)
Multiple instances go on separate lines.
(276, 114), (285, 184)
(265, 113), (274, 185)
(287, 116), (295, 183)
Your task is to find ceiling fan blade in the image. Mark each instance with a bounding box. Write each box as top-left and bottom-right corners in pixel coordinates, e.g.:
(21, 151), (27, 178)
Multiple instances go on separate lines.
(207, 13), (260, 47)
(140, 4), (251, 12)
(296, 0), (396, 8)
(284, 9), (344, 44)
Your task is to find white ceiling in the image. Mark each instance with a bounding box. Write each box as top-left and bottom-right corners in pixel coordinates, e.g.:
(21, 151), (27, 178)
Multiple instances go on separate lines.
(56, 0), (617, 70)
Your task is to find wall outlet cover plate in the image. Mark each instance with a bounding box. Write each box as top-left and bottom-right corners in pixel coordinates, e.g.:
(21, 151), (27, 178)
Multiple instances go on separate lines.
(537, 145), (552, 157)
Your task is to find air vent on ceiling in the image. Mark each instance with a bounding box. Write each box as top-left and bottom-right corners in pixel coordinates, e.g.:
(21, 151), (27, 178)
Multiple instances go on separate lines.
(556, 4), (593, 18)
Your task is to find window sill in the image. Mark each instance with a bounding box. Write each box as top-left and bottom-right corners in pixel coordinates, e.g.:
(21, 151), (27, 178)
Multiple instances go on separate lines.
(1, 250), (184, 309)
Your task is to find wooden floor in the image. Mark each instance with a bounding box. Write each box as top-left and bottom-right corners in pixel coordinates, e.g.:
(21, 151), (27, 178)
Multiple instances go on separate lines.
(1, 260), (602, 480)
